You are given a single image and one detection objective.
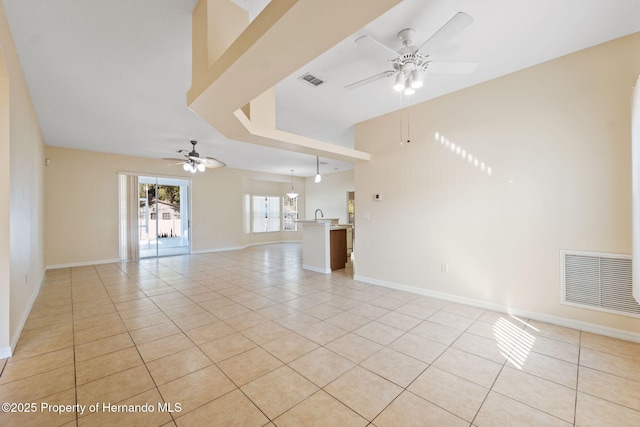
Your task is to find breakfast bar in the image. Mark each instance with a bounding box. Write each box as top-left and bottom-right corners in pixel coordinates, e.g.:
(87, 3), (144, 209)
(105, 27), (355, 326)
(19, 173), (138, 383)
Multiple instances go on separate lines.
(296, 220), (350, 273)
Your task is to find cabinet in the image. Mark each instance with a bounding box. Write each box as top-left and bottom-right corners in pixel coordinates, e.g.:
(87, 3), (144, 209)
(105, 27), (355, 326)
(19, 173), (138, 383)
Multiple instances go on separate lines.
(330, 228), (347, 270)
(299, 222), (349, 274)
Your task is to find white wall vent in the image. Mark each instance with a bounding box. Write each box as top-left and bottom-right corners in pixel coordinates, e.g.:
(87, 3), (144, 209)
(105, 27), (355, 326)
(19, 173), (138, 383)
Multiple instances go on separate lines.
(561, 250), (639, 318)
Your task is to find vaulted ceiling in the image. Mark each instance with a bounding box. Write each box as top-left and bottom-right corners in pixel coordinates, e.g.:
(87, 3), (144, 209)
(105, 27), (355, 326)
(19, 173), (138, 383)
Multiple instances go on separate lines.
(3, 0), (639, 177)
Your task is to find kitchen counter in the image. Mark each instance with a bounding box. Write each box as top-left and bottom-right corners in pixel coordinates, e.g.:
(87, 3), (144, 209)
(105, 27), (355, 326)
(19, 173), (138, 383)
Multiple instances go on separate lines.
(296, 221), (351, 273)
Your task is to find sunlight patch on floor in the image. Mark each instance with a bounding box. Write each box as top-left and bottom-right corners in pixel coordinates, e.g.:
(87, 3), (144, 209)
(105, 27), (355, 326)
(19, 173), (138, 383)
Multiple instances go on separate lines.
(492, 316), (536, 369)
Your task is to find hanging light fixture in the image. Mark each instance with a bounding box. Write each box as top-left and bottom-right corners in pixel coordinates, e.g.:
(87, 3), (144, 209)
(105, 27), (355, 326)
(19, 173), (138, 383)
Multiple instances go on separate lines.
(315, 156), (322, 183)
(286, 170), (298, 198)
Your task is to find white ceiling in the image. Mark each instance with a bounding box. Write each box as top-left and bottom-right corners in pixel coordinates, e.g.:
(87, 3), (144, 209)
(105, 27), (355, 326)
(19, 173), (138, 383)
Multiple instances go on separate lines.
(3, 0), (640, 177)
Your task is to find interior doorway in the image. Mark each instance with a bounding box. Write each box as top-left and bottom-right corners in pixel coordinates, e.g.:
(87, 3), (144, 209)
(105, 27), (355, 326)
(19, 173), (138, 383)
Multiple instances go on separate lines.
(348, 191), (355, 257)
(138, 176), (190, 258)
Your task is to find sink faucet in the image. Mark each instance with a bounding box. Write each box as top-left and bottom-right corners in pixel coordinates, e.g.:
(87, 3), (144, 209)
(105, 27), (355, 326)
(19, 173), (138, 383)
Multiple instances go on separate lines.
(314, 209), (324, 220)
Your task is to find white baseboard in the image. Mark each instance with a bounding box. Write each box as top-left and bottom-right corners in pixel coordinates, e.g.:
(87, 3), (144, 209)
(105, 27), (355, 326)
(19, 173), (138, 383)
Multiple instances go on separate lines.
(192, 245), (247, 254)
(46, 258), (121, 270)
(303, 265), (331, 274)
(244, 240), (302, 248)
(8, 268), (45, 356)
(354, 274), (640, 344)
(193, 241), (301, 255)
(47, 242), (305, 266)
(0, 346), (11, 359)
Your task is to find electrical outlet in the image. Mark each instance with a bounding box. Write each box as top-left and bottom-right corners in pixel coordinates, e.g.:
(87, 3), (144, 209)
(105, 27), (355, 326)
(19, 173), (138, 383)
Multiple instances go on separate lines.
(441, 263), (449, 273)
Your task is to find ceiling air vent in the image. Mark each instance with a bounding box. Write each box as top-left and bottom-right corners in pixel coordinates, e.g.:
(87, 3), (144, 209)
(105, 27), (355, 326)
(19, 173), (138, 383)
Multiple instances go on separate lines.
(561, 250), (639, 318)
(298, 73), (324, 87)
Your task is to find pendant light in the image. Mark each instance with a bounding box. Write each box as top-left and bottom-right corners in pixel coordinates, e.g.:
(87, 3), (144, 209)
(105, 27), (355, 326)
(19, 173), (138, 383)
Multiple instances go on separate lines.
(315, 156), (322, 183)
(286, 170), (298, 198)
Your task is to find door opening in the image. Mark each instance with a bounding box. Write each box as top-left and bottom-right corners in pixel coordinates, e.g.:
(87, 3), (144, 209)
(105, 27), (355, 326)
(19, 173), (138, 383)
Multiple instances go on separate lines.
(138, 176), (190, 258)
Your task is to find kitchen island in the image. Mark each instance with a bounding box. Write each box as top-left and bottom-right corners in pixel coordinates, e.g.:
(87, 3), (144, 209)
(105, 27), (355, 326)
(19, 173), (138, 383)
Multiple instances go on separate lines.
(297, 220), (350, 273)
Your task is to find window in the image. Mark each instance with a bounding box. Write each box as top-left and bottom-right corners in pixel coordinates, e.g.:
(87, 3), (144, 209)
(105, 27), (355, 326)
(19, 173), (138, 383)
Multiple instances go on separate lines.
(283, 196), (298, 231)
(162, 212), (171, 220)
(252, 196), (280, 233)
(244, 194), (251, 234)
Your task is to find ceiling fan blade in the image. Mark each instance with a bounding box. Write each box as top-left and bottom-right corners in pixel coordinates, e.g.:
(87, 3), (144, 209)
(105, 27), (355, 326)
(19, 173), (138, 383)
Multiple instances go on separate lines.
(355, 35), (398, 59)
(162, 157), (187, 162)
(416, 12), (473, 56)
(345, 70), (396, 90)
(425, 61), (477, 74)
(202, 157), (226, 168)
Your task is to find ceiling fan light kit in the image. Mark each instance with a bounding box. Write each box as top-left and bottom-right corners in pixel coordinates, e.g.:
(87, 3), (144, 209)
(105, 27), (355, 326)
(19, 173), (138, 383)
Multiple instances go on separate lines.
(410, 69), (424, 88)
(393, 72), (406, 91)
(346, 12), (476, 95)
(164, 140), (226, 173)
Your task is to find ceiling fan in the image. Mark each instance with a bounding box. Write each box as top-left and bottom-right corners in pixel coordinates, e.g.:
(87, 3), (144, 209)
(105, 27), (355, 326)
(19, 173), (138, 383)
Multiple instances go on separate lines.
(163, 140), (226, 173)
(345, 11), (477, 95)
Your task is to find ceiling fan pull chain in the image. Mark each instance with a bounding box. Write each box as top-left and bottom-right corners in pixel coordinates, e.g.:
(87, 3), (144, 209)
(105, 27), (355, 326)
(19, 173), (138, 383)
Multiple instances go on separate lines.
(400, 114), (411, 146)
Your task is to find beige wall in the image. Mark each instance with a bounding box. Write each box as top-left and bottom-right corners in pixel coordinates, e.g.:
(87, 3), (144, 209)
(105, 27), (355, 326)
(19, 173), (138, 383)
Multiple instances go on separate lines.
(242, 176), (304, 245)
(0, 2), (46, 356)
(355, 34), (640, 335)
(45, 146), (303, 266)
(304, 170), (354, 224)
(0, 33), (9, 356)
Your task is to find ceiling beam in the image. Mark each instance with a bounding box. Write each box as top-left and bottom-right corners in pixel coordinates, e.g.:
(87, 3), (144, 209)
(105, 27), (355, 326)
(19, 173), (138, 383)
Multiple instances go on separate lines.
(187, 0), (402, 163)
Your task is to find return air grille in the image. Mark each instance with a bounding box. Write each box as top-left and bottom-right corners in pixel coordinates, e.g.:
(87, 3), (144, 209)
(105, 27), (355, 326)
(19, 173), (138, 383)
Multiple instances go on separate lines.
(561, 250), (639, 317)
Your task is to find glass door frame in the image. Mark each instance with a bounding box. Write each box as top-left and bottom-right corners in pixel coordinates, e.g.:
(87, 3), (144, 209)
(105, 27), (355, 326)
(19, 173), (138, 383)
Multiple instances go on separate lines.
(138, 176), (191, 258)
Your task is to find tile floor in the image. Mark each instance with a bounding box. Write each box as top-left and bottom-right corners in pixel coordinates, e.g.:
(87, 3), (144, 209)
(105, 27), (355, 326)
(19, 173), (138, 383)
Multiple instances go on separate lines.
(1, 243), (639, 426)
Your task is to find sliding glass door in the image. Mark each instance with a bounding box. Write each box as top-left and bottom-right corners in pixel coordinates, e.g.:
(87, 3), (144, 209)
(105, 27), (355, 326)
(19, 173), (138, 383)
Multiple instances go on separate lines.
(138, 176), (190, 258)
